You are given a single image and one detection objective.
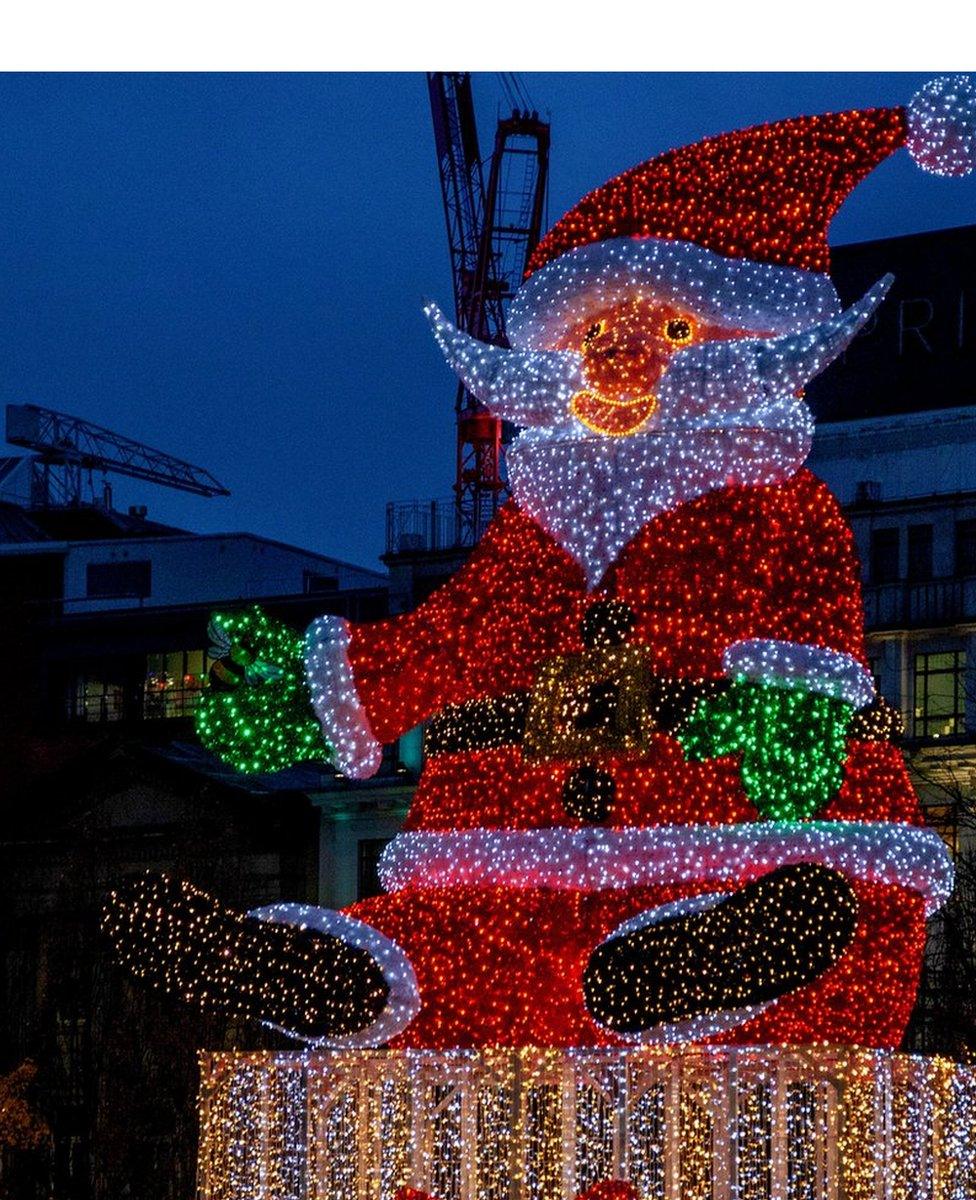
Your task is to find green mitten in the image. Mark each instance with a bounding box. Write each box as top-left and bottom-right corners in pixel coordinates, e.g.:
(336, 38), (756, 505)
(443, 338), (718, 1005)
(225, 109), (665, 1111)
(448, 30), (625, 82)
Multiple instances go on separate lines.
(195, 606), (327, 775)
(677, 679), (852, 820)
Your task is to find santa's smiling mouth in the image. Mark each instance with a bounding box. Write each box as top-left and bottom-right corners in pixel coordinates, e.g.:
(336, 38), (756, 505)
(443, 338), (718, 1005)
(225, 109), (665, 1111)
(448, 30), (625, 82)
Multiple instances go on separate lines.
(569, 389), (658, 436)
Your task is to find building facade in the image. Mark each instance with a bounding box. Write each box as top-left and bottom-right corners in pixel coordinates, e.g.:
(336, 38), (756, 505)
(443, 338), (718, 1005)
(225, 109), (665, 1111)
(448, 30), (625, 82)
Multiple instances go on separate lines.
(807, 224), (976, 1055)
(0, 496), (413, 1199)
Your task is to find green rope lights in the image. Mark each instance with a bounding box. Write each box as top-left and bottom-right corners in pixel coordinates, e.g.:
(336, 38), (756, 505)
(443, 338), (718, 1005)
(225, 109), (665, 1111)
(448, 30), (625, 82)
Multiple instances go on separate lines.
(195, 606), (327, 776)
(678, 679), (852, 820)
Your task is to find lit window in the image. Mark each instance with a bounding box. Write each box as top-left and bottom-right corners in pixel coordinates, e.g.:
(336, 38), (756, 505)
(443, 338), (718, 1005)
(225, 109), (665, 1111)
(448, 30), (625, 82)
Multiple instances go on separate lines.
(913, 651), (966, 738)
(144, 649), (211, 719)
(71, 676), (125, 722)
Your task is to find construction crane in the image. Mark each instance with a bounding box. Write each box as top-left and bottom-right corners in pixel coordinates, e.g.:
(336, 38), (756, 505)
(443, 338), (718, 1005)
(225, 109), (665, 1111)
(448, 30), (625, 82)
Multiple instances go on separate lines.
(428, 72), (550, 546)
(5, 403), (229, 509)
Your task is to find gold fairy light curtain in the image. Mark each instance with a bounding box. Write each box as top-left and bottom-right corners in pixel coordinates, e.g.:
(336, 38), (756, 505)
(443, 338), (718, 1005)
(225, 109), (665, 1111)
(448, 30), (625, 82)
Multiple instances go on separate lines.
(196, 1046), (976, 1200)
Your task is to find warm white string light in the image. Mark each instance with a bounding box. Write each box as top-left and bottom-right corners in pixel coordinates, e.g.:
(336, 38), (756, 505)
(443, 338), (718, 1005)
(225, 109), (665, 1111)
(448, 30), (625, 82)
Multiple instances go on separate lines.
(196, 1046), (976, 1200)
(248, 902), (421, 1048)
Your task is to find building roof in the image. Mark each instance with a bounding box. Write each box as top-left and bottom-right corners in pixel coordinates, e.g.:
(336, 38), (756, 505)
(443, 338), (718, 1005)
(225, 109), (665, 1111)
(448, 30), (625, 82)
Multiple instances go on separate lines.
(0, 499), (187, 546)
(0, 501), (49, 543)
(0, 503), (388, 583)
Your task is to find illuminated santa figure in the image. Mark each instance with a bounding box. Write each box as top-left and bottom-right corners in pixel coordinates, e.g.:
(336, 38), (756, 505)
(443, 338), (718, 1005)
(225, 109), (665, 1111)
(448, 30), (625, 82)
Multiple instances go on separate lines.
(107, 78), (976, 1056)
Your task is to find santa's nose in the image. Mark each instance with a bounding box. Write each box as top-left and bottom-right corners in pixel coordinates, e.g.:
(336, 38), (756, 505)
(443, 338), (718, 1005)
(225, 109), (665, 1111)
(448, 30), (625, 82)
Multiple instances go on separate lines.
(581, 347), (666, 403)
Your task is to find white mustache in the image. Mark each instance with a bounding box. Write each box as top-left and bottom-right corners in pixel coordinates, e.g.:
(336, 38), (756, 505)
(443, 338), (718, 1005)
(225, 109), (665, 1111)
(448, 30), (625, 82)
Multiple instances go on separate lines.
(426, 275), (892, 429)
(659, 274), (892, 422)
(424, 301), (583, 425)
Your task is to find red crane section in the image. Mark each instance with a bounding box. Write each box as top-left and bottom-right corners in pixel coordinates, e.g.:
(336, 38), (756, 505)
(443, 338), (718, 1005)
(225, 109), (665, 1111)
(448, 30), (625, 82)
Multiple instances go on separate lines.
(427, 73), (550, 547)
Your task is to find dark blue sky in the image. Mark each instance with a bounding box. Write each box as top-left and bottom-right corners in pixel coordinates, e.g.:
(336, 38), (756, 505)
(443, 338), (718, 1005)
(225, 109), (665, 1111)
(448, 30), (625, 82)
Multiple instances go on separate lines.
(1, 72), (973, 568)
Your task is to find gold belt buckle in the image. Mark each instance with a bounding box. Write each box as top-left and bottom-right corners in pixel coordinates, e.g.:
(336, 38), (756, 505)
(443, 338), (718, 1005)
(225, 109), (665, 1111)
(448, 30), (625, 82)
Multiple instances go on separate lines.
(523, 645), (654, 760)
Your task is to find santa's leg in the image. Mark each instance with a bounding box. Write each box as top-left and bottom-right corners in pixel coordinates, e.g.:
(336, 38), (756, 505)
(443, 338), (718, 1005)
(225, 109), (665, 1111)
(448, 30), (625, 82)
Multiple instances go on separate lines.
(102, 873), (419, 1043)
(582, 863), (858, 1041)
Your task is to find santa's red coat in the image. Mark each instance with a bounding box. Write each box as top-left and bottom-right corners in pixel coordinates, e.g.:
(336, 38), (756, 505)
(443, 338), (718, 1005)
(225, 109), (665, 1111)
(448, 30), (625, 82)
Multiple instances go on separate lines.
(340, 470), (929, 1049)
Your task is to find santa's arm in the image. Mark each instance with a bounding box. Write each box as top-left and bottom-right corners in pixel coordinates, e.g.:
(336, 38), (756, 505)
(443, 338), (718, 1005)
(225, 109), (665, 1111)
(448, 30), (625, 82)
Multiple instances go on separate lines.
(723, 473), (874, 708)
(719, 639), (873, 712)
(678, 475), (875, 818)
(304, 503), (583, 777)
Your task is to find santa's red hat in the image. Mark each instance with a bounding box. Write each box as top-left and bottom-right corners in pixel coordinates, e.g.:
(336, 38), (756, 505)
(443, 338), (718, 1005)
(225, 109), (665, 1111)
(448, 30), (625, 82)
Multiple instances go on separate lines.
(507, 75), (976, 350)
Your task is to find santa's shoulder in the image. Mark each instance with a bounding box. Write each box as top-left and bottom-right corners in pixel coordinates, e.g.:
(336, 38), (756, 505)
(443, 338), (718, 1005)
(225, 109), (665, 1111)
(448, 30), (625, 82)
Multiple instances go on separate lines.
(500, 467), (847, 540)
(731, 467), (846, 516)
(751, 468), (851, 530)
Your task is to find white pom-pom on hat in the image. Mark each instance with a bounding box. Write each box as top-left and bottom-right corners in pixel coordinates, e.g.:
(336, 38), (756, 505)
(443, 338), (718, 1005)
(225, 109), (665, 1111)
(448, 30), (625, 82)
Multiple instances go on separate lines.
(906, 75), (976, 177)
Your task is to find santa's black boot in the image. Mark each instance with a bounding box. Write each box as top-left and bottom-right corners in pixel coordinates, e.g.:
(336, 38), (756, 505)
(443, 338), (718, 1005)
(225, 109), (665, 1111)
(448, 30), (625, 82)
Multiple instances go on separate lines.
(583, 863), (858, 1039)
(103, 873), (393, 1041)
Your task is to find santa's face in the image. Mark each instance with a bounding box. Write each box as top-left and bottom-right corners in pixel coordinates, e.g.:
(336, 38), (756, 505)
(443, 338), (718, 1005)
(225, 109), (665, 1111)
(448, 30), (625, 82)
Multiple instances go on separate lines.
(426, 274), (889, 449)
(559, 297), (754, 437)
(426, 269), (890, 586)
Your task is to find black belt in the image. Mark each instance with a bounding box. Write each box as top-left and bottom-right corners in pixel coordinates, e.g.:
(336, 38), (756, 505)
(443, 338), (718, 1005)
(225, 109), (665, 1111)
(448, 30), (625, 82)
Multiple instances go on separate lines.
(427, 673), (729, 758)
(425, 669), (899, 758)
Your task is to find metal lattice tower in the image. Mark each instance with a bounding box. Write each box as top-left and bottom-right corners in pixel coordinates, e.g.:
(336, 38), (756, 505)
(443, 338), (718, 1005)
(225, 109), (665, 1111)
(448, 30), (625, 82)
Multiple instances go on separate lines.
(5, 403), (229, 508)
(428, 73), (550, 546)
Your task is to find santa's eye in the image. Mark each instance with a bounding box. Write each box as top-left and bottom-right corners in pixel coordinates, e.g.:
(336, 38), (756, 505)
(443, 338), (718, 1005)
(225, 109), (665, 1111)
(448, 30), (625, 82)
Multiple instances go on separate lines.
(582, 320), (606, 347)
(664, 316), (695, 346)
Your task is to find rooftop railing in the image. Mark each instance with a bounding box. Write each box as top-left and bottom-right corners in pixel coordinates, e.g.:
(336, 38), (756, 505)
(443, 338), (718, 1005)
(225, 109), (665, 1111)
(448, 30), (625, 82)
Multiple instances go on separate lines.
(385, 499), (463, 555)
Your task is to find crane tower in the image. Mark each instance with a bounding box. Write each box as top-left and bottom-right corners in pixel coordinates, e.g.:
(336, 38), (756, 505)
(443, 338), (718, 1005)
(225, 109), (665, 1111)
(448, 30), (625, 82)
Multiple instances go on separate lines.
(428, 73), (550, 546)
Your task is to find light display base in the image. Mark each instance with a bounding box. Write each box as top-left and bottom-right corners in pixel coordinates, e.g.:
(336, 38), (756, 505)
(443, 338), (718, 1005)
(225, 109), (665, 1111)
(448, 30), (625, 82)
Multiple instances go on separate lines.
(197, 1046), (976, 1200)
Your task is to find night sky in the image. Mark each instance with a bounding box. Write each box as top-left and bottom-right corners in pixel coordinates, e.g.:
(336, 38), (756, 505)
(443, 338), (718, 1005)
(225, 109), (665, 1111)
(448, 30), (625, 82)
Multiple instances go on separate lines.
(1, 72), (973, 569)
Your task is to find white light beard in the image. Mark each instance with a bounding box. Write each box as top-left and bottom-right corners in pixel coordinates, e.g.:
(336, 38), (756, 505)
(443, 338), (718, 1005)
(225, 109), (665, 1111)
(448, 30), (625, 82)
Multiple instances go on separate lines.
(506, 400), (813, 590)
